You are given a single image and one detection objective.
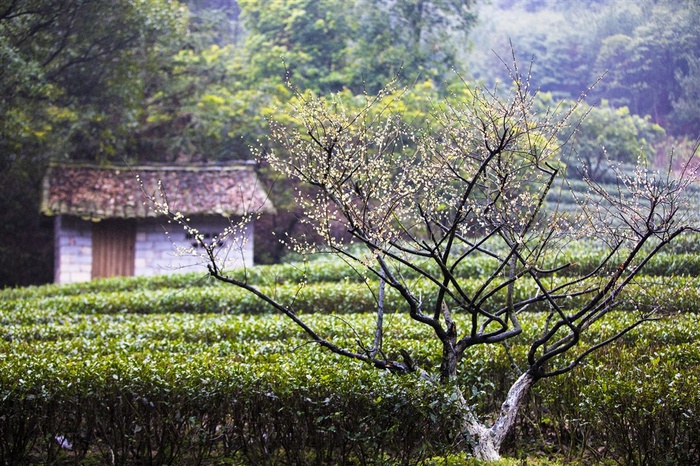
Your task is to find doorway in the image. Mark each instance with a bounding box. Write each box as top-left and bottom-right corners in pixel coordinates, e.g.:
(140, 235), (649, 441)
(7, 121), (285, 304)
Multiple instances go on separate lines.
(92, 219), (135, 279)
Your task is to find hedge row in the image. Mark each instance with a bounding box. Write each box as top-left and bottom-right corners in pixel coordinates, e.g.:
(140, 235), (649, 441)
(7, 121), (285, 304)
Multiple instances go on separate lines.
(0, 351), (463, 465)
(2, 245), (699, 464)
(4, 236), (700, 301)
(4, 275), (700, 323)
(532, 341), (700, 464)
(1, 306), (699, 464)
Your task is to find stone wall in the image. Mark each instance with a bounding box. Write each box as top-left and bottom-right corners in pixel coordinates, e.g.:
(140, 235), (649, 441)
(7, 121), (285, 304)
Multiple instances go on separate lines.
(54, 215), (254, 283)
(134, 216), (254, 277)
(54, 216), (93, 284)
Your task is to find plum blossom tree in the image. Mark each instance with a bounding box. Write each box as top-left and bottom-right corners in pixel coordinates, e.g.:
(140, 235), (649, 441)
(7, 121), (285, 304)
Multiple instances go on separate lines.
(155, 67), (699, 460)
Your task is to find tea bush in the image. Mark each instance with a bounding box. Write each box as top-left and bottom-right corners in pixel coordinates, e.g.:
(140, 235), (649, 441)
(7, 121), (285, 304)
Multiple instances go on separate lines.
(1, 254), (699, 464)
(4, 236), (699, 303)
(0, 346), (464, 465)
(4, 275), (700, 326)
(531, 338), (700, 464)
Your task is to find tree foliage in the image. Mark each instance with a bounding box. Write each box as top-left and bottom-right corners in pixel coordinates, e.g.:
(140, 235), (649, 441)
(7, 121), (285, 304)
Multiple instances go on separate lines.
(468, 0), (700, 136)
(0, 0), (188, 287)
(0, 0), (186, 162)
(546, 97), (666, 180)
(348, 0), (476, 93)
(237, 0), (476, 95)
(593, 2), (700, 132)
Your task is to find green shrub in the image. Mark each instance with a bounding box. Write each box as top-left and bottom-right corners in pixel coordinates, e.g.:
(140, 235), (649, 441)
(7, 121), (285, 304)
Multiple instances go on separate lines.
(528, 317), (700, 465)
(5, 274), (700, 324)
(0, 350), (464, 465)
(2, 249), (700, 464)
(1, 303), (699, 464)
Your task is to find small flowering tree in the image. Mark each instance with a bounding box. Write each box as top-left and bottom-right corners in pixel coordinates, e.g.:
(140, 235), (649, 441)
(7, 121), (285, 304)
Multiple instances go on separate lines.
(156, 69), (698, 460)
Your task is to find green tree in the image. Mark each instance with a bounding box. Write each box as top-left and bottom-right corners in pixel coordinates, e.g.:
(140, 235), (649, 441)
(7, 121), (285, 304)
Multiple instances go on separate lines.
(552, 98), (666, 181)
(237, 0), (477, 94)
(349, 0), (477, 93)
(593, 1), (700, 132)
(467, 3), (598, 100)
(237, 0), (356, 93)
(467, 0), (699, 136)
(0, 0), (186, 163)
(671, 53), (700, 136)
(0, 0), (186, 286)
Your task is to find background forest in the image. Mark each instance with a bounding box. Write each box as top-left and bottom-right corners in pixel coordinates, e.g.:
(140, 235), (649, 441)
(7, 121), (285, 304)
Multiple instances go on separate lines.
(1, 0), (698, 287)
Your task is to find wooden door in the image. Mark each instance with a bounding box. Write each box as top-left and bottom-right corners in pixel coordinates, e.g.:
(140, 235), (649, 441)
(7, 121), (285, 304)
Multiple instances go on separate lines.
(92, 219), (135, 279)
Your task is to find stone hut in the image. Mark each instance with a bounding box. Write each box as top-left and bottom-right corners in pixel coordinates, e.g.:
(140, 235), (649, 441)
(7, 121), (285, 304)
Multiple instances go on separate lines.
(41, 161), (275, 283)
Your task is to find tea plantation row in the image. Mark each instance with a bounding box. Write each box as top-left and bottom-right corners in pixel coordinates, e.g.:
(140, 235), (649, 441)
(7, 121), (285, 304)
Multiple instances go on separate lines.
(4, 274), (700, 321)
(1, 248), (700, 464)
(4, 237), (700, 301)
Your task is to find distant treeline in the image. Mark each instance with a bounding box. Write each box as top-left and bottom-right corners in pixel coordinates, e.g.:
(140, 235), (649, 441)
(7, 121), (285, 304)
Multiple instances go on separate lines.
(1, 0), (698, 286)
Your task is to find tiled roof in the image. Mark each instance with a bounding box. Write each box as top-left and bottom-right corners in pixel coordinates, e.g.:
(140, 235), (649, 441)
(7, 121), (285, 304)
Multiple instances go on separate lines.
(41, 162), (275, 220)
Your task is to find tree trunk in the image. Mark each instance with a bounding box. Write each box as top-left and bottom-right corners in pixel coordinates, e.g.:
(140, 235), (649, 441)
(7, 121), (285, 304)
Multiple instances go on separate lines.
(458, 370), (537, 461)
(439, 340), (459, 383)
